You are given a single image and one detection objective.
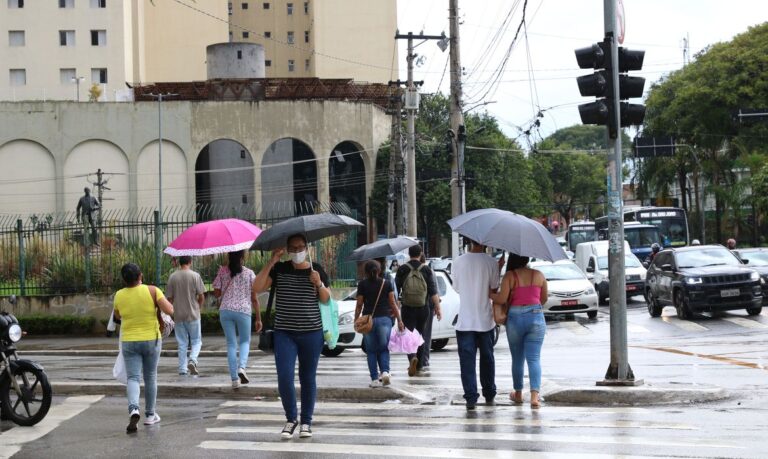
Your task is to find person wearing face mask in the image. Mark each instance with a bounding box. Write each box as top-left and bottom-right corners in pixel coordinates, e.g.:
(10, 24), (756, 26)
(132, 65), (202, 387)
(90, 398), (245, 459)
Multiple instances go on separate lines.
(253, 233), (330, 440)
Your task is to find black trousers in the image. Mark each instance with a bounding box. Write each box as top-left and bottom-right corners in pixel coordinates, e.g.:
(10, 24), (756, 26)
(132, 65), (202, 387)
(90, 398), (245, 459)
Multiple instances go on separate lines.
(401, 305), (429, 363)
(419, 305), (435, 368)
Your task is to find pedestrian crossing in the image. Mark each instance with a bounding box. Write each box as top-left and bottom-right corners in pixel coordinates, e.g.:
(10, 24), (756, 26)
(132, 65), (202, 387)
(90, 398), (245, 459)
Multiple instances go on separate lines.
(196, 398), (746, 458)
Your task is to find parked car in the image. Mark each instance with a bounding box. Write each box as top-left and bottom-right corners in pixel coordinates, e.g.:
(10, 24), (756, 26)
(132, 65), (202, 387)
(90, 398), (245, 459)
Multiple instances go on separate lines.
(733, 248), (768, 304)
(574, 240), (646, 304)
(428, 258), (452, 275)
(529, 260), (599, 318)
(644, 244), (763, 319)
(322, 269), (498, 357)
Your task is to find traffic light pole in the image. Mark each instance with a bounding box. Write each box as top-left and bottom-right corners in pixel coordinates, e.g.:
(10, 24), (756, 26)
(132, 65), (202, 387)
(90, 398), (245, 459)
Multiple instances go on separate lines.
(599, 0), (641, 386)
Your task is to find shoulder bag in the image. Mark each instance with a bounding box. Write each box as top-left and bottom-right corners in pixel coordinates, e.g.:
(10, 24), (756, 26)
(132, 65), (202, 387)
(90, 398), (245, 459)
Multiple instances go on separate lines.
(354, 279), (385, 334)
(149, 285), (175, 339)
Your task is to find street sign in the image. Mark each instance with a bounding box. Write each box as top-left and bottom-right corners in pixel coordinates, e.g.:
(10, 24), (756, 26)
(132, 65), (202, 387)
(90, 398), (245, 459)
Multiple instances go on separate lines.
(633, 136), (675, 158)
(617, 0), (626, 44)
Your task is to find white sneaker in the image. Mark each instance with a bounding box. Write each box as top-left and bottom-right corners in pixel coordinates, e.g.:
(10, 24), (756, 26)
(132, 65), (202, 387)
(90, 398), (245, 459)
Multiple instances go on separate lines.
(369, 379), (382, 388)
(126, 409), (140, 433)
(232, 379), (240, 389)
(143, 413), (161, 425)
(380, 372), (391, 386)
(299, 424), (313, 438)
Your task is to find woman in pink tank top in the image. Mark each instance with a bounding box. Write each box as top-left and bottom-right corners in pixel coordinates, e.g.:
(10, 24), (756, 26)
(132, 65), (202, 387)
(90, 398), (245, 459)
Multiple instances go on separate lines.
(490, 253), (548, 407)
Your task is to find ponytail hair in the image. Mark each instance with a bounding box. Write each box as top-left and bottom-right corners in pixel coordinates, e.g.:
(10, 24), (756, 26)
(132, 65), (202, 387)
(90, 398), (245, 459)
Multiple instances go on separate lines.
(364, 260), (381, 282)
(228, 250), (244, 278)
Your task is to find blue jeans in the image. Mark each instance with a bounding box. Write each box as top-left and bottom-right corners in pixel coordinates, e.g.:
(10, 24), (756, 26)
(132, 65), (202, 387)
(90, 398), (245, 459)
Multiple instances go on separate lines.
(219, 309), (251, 381)
(274, 329), (324, 425)
(362, 316), (393, 380)
(506, 305), (546, 391)
(174, 319), (202, 374)
(455, 328), (497, 404)
(122, 339), (162, 416)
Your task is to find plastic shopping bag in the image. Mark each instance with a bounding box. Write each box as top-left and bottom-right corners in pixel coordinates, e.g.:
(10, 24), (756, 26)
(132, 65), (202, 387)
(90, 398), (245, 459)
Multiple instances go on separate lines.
(319, 297), (339, 349)
(113, 345), (127, 385)
(388, 327), (425, 354)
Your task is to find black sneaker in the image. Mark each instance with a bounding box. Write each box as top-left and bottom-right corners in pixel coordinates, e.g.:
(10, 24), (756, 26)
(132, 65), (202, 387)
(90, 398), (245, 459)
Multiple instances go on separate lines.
(238, 367), (250, 384)
(299, 424), (312, 438)
(126, 409), (140, 433)
(466, 402), (476, 411)
(281, 420), (299, 439)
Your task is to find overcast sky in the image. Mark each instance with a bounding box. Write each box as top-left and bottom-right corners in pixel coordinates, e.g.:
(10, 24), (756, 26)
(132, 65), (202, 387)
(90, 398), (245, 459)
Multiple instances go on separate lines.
(396, 0), (768, 147)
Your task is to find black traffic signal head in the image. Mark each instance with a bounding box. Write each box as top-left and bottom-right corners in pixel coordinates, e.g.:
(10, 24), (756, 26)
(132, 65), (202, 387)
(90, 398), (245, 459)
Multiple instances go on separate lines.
(618, 74), (645, 99)
(617, 48), (645, 72)
(578, 100), (610, 126)
(619, 102), (646, 127)
(575, 41), (609, 69)
(577, 70), (609, 98)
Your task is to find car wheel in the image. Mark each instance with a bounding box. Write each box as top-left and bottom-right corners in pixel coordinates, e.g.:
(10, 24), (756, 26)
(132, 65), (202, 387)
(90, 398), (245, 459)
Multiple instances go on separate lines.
(746, 306), (763, 316)
(321, 346), (345, 357)
(674, 289), (693, 320)
(587, 310), (598, 319)
(430, 338), (449, 351)
(646, 289), (663, 318)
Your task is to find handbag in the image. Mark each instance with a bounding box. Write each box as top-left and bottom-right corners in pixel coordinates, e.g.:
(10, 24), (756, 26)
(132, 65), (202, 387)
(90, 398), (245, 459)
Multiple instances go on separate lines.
(494, 276), (517, 326)
(112, 343), (127, 385)
(149, 285), (174, 339)
(319, 297), (339, 348)
(354, 279), (385, 334)
(258, 276), (278, 353)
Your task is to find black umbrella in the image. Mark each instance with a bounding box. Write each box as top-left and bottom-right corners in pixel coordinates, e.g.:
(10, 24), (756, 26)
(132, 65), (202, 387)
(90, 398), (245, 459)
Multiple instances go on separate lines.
(251, 213), (364, 251)
(346, 236), (419, 262)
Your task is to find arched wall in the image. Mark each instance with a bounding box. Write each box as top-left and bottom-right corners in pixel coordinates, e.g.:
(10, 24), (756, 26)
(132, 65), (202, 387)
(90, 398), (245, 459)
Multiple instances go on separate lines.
(261, 137), (317, 217)
(136, 140), (188, 209)
(63, 140), (130, 212)
(0, 140), (56, 215)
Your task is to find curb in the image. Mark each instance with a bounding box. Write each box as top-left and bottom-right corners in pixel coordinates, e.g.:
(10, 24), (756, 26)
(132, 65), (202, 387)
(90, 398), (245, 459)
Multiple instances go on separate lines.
(27, 350), (229, 358)
(543, 384), (730, 405)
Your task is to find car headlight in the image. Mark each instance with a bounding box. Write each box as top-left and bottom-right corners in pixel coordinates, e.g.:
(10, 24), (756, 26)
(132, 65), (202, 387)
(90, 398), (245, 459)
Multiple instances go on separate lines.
(585, 287), (595, 295)
(749, 271), (760, 281)
(338, 312), (354, 326)
(8, 323), (22, 342)
(685, 277), (703, 285)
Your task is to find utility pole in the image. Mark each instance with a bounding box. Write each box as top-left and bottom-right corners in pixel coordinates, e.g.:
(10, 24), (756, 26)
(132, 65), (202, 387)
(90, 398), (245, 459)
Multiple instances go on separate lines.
(91, 168), (111, 227)
(386, 84), (403, 237)
(448, 0), (465, 259)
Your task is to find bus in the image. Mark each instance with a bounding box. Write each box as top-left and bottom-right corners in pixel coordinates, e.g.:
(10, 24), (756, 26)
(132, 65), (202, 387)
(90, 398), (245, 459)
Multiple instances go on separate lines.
(565, 221), (596, 252)
(594, 219), (662, 261)
(624, 206), (689, 248)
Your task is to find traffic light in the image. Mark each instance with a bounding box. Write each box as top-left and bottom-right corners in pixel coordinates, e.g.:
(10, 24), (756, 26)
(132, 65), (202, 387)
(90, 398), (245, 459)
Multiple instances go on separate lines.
(575, 37), (646, 139)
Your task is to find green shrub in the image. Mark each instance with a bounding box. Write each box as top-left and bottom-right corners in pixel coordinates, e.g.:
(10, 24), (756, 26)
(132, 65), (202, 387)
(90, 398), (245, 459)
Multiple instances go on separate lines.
(17, 314), (96, 335)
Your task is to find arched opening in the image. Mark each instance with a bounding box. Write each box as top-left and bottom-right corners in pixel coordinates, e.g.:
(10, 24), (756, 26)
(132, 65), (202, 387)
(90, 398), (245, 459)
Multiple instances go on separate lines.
(195, 139), (254, 221)
(329, 141), (366, 244)
(261, 138), (317, 218)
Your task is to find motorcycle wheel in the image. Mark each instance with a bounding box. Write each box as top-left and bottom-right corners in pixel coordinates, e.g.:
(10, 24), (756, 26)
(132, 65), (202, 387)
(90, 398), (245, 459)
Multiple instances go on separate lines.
(0, 361), (52, 426)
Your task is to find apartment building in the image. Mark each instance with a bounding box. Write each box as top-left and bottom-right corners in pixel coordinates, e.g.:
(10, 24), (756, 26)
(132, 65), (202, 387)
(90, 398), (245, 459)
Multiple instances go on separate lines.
(1, 0), (228, 101)
(229, 0), (397, 83)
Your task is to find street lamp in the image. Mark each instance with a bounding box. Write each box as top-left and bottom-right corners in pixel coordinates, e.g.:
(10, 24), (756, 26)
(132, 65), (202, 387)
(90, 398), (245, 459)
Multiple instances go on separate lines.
(71, 76), (84, 101)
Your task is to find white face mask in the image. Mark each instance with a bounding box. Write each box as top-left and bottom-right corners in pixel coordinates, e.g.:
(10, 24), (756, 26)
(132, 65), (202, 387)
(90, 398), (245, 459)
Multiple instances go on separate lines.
(290, 250), (307, 264)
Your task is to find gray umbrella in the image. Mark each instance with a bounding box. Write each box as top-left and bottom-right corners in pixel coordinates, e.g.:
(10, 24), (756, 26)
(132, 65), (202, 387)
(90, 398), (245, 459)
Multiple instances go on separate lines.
(447, 208), (567, 262)
(251, 213), (364, 251)
(346, 236), (419, 262)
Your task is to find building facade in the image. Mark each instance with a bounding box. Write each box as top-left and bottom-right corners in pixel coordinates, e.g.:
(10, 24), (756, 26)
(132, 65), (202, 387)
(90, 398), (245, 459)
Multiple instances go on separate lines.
(229, 0), (398, 83)
(0, 0), (228, 101)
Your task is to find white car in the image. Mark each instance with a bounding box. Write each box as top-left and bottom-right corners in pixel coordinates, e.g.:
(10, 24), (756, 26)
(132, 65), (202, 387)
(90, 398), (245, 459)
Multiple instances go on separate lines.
(322, 270), (482, 357)
(529, 260), (599, 319)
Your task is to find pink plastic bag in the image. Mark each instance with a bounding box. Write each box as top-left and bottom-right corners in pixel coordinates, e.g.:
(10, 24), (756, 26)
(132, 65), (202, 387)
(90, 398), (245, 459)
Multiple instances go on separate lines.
(388, 327), (425, 354)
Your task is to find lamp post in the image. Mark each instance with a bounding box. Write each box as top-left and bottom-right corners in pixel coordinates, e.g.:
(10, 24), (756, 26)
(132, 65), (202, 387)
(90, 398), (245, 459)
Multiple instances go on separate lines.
(71, 76), (84, 101)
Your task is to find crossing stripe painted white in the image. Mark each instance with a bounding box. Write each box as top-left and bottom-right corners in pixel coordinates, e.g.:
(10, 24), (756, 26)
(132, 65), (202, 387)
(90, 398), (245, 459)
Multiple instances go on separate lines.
(218, 400), (652, 414)
(628, 324), (651, 334)
(217, 413), (695, 430)
(661, 316), (709, 332)
(205, 426), (741, 450)
(0, 395), (104, 459)
(198, 440), (685, 458)
(559, 321), (592, 335)
(722, 316), (768, 329)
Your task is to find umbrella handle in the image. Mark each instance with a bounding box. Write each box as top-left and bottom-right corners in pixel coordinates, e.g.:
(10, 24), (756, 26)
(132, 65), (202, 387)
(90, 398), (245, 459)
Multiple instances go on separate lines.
(308, 243), (314, 272)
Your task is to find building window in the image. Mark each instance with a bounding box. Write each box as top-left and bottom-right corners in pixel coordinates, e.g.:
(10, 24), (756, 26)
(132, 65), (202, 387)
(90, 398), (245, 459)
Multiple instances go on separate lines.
(287, 2), (293, 14)
(287, 31), (294, 44)
(304, 1), (308, 14)
(304, 30), (309, 43)
(59, 0), (74, 8)
(9, 31), (25, 47)
(60, 68), (76, 84)
(240, 150), (246, 159)
(241, 2), (248, 9)
(9, 69), (26, 86)
(265, 59), (271, 67)
(228, 2), (232, 15)
(8, 0), (24, 8)
(241, 194), (248, 204)
(90, 0), (106, 7)
(242, 31), (249, 39)
(91, 30), (107, 46)
(288, 60), (295, 72)
(91, 68), (108, 84)
(262, 2), (269, 9)
(304, 59), (310, 71)
(264, 31), (271, 38)
(59, 30), (75, 46)
(237, 50), (243, 59)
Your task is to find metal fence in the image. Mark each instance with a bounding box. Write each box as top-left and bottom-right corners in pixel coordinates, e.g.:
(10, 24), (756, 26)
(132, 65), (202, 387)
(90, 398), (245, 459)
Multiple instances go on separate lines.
(0, 203), (360, 296)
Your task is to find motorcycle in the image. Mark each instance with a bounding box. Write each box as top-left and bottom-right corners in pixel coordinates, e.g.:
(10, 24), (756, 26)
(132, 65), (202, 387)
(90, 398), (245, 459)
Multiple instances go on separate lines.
(0, 311), (52, 426)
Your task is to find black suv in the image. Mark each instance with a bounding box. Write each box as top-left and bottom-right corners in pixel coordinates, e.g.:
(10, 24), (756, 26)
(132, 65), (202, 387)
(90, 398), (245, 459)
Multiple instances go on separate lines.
(645, 245), (763, 318)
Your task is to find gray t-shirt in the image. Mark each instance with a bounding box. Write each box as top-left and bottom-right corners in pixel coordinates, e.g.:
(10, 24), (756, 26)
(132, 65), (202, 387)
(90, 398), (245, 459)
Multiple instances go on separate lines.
(165, 268), (205, 322)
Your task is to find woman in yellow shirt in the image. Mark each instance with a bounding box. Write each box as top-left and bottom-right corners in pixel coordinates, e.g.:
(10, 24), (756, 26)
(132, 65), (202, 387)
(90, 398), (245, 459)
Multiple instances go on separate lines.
(114, 263), (174, 433)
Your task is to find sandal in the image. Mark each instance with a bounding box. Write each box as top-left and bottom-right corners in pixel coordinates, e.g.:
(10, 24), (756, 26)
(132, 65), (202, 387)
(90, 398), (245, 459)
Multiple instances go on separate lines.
(530, 390), (541, 408)
(509, 391), (523, 405)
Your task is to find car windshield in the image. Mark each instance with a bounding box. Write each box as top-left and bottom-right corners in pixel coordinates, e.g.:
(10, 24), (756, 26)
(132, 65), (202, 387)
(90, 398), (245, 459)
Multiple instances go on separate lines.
(537, 263), (585, 281)
(569, 229), (595, 249)
(597, 255), (643, 270)
(676, 248), (742, 268)
(739, 251), (768, 266)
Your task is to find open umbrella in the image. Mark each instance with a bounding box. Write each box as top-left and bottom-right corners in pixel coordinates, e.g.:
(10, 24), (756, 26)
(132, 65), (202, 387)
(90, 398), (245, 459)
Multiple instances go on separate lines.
(346, 236), (419, 262)
(447, 208), (567, 262)
(163, 218), (262, 256)
(251, 213), (364, 251)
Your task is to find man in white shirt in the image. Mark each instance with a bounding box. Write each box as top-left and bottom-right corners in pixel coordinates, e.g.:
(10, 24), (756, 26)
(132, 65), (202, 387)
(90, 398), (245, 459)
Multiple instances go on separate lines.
(452, 237), (502, 409)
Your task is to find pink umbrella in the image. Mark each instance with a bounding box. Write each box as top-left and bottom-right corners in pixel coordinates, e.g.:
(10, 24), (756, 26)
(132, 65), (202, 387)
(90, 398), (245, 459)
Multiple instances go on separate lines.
(164, 219), (262, 256)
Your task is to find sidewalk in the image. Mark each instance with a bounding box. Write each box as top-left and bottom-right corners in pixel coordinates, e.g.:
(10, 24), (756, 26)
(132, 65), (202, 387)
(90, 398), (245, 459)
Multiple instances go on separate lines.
(19, 335), (730, 406)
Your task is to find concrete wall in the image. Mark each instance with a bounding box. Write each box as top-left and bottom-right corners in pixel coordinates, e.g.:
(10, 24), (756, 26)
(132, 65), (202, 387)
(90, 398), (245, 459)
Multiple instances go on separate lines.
(0, 99), (390, 216)
(207, 42), (266, 79)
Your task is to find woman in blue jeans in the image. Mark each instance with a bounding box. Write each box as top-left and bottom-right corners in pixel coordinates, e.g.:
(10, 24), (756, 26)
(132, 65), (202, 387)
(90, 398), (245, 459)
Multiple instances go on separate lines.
(355, 260), (404, 387)
(253, 234), (330, 440)
(113, 263), (174, 433)
(213, 250), (261, 389)
(491, 253), (548, 407)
